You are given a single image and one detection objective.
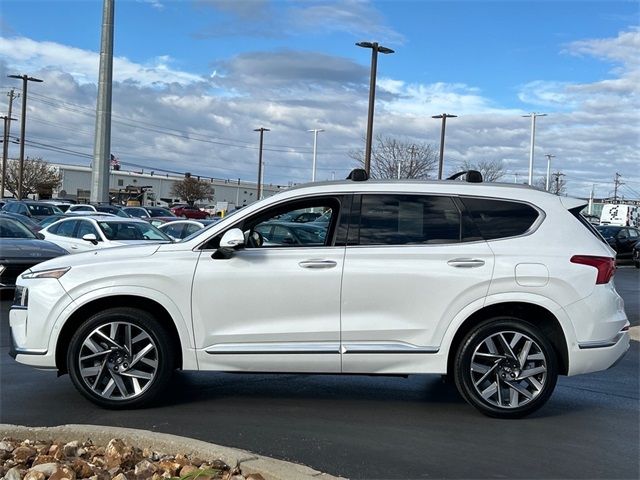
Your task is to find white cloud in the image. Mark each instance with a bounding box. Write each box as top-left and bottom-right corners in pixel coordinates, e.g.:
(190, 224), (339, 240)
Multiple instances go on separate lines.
(0, 37), (203, 86)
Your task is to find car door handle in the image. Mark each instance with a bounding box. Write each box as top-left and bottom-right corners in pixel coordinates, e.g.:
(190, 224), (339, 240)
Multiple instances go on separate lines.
(298, 260), (338, 269)
(447, 258), (485, 268)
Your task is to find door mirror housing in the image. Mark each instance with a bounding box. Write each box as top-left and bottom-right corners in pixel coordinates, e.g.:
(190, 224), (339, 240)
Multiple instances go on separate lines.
(219, 228), (244, 248)
(82, 233), (99, 245)
(36, 232), (45, 240)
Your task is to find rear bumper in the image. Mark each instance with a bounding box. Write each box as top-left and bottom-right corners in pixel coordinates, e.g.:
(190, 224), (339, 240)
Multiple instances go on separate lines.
(568, 328), (630, 376)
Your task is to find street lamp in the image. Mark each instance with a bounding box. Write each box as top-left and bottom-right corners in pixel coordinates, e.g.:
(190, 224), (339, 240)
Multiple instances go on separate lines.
(356, 41), (394, 175)
(308, 129), (324, 182)
(522, 112), (547, 185)
(8, 74), (43, 199)
(254, 127), (270, 200)
(431, 113), (457, 180)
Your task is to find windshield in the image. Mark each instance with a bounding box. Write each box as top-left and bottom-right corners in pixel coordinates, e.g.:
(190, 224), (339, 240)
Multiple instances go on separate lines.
(0, 217), (37, 238)
(98, 221), (171, 241)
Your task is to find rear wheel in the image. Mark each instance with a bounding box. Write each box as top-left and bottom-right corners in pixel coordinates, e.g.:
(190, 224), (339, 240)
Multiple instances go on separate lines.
(454, 318), (558, 418)
(67, 307), (174, 408)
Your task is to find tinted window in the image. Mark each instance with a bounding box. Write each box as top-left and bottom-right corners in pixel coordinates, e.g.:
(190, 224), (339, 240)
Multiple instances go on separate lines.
(28, 204), (62, 216)
(358, 195), (460, 245)
(162, 223), (186, 239)
(98, 221), (170, 241)
(0, 218), (36, 238)
(461, 198), (539, 240)
(629, 229), (639, 239)
(50, 220), (78, 237)
(76, 220), (100, 240)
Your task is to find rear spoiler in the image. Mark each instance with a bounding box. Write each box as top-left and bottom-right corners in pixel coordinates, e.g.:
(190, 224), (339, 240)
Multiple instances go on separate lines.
(560, 197), (587, 210)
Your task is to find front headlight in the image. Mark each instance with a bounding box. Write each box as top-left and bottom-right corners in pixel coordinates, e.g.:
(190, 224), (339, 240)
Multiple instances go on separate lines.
(21, 267), (71, 279)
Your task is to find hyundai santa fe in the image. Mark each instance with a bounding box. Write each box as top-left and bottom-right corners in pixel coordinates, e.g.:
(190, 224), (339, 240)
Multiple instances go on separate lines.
(9, 172), (629, 418)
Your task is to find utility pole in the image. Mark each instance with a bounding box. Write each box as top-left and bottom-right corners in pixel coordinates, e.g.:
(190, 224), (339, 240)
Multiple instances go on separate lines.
(308, 128), (324, 182)
(8, 75), (44, 199)
(552, 171), (565, 195)
(588, 184), (595, 215)
(1, 89), (18, 198)
(522, 112), (547, 185)
(90, 0), (115, 203)
(397, 160), (402, 179)
(432, 113), (457, 180)
(544, 154), (555, 191)
(613, 172), (623, 201)
(514, 172), (519, 184)
(254, 127), (269, 200)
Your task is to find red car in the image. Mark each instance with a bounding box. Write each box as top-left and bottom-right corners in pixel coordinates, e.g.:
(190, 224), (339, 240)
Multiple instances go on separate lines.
(170, 204), (210, 219)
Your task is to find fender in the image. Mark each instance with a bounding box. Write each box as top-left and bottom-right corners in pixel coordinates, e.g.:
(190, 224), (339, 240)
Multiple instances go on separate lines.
(439, 292), (578, 356)
(48, 285), (198, 371)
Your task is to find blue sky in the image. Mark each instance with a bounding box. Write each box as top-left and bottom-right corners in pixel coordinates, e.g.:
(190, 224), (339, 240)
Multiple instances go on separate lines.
(0, 0), (639, 197)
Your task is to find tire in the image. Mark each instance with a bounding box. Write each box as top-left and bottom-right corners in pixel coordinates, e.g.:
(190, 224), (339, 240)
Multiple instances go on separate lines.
(454, 317), (558, 418)
(67, 307), (175, 409)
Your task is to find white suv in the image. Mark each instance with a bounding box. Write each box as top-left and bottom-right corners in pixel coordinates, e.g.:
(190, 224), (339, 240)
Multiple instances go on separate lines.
(9, 172), (629, 417)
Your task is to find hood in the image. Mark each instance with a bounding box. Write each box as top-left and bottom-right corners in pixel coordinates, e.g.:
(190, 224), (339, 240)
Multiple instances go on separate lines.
(0, 238), (69, 261)
(24, 243), (162, 272)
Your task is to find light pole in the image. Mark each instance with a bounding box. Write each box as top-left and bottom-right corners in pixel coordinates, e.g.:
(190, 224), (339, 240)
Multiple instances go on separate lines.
(1, 89), (18, 198)
(523, 112), (547, 185)
(308, 128), (324, 182)
(254, 127), (269, 200)
(432, 113), (457, 180)
(356, 41), (394, 175)
(8, 74), (43, 199)
(91, 0), (115, 203)
(544, 154), (555, 191)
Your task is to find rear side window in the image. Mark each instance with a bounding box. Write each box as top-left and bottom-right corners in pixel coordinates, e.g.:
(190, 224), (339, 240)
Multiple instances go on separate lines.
(461, 198), (539, 240)
(358, 195), (461, 245)
(49, 220), (78, 237)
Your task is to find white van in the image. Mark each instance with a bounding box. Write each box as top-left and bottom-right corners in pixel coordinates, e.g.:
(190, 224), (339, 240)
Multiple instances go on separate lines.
(599, 203), (640, 227)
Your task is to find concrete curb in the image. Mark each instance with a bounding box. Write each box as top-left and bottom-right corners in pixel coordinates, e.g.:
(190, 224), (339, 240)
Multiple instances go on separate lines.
(0, 424), (345, 480)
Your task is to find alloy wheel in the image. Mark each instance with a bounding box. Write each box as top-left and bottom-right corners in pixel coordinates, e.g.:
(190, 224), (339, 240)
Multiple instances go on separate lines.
(469, 330), (547, 409)
(77, 321), (158, 401)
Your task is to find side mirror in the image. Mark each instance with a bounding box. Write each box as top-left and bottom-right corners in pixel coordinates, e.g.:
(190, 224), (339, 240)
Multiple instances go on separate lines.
(219, 228), (244, 248)
(36, 232), (45, 240)
(82, 233), (99, 245)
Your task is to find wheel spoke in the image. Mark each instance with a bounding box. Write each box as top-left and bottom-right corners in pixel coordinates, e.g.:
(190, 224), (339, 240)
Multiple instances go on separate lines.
(505, 380), (533, 399)
(481, 382), (498, 400)
(471, 362), (491, 374)
(125, 324), (133, 355)
(517, 340), (533, 368)
(83, 338), (103, 354)
(518, 366), (546, 379)
(80, 350), (111, 362)
(121, 369), (153, 380)
(509, 333), (523, 348)
(484, 337), (499, 355)
(130, 343), (155, 368)
(496, 373), (503, 407)
(474, 361), (500, 387)
(101, 378), (116, 397)
(498, 333), (518, 360)
(80, 366), (102, 378)
(509, 385), (519, 407)
(95, 330), (125, 350)
(110, 371), (129, 397)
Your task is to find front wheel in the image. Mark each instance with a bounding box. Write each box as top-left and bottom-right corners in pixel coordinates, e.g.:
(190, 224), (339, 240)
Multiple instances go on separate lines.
(454, 318), (558, 418)
(67, 307), (175, 408)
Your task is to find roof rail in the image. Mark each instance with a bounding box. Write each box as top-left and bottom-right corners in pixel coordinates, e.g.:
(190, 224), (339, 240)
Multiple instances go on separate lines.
(446, 170), (483, 183)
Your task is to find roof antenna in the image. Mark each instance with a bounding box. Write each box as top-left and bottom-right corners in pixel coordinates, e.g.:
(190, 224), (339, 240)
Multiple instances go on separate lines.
(347, 168), (369, 181)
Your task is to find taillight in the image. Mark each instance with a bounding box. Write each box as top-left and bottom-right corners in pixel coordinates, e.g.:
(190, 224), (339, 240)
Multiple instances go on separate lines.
(570, 255), (616, 284)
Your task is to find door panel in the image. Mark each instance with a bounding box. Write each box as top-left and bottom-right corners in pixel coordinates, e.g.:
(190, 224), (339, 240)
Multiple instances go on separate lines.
(192, 247), (344, 372)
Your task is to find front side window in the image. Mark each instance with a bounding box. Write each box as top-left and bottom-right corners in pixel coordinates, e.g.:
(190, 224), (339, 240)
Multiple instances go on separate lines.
(248, 204), (335, 247)
(461, 198), (540, 240)
(162, 223), (186, 239)
(76, 220), (101, 240)
(357, 195), (461, 246)
(98, 221), (170, 241)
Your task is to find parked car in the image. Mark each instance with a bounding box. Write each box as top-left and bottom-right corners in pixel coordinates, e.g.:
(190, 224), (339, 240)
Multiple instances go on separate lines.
(39, 216), (171, 253)
(599, 203), (640, 228)
(9, 171), (629, 418)
(38, 215), (68, 229)
(595, 225), (640, 260)
(0, 211), (43, 233)
(0, 217), (68, 289)
(68, 204), (130, 217)
(158, 219), (220, 240)
(47, 200), (77, 212)
(2, 200), (64, 220)
(170, 204), (210, 219)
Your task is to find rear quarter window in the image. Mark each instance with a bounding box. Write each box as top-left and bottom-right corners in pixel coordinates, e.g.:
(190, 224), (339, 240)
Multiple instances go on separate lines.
(461, 197), (539, 240)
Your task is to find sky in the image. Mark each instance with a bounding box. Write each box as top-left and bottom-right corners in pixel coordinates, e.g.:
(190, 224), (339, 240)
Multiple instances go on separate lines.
(0, 0), (639, 199)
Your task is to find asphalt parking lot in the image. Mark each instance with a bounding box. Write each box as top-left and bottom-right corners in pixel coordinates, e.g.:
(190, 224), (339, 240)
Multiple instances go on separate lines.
(0, 267), (638, 479)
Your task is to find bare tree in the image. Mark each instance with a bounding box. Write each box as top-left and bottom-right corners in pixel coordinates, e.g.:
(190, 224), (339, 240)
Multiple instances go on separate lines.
(4, 157), (62, 198)
(535, 172), (567, 195)
(349, 135), (438, 179)
(170, 177), (213, 204)
(456, 159), (506, 182)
